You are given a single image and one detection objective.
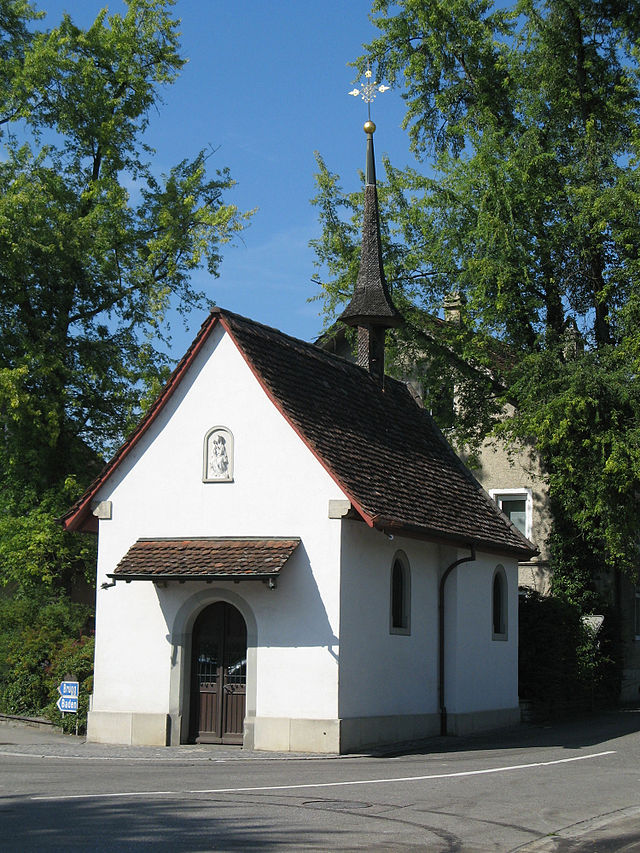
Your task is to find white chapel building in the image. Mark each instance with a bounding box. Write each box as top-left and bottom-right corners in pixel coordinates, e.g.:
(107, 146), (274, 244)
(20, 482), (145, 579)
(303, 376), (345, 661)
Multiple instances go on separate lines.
(62, 123), (534, 752)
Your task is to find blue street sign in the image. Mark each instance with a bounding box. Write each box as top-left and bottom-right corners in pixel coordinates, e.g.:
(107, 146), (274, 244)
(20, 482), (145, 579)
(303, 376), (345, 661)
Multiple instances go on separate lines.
(56, 695), (78, 713)
(57, 681), (79, 713)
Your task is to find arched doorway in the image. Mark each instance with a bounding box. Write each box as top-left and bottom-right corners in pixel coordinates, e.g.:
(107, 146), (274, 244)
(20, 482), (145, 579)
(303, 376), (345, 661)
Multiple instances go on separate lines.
(189, 601), (247, 744)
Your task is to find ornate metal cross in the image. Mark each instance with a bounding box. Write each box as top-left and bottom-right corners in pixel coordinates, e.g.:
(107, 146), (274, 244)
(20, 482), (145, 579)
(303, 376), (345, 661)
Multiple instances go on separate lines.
(349, 63), (389, 121)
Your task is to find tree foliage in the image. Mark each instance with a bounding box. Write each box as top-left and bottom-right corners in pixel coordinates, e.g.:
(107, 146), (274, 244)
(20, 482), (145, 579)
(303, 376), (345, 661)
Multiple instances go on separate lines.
(518, 590), (620, 716)
(0, 0), (250, 591)
(312, 0), (640, 578)
(0, 591), (94, 732)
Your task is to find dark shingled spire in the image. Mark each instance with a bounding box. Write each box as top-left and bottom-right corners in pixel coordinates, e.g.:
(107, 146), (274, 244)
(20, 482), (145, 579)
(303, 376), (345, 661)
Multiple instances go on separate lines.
(339, 121), (401, 386)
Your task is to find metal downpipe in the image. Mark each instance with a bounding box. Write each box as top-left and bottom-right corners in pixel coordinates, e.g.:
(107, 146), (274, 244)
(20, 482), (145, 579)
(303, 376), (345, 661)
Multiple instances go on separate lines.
(438, 547), (476, 736)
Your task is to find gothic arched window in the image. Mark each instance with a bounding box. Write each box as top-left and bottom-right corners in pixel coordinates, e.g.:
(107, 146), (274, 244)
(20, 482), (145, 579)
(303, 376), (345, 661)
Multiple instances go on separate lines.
(390, 553), (411, 635)
(492, 566), (507, 638)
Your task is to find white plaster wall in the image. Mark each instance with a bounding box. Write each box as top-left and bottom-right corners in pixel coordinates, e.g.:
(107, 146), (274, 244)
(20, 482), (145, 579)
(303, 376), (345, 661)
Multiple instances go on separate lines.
(444, 552), (519, 713)
(338, 522), (440, 718)
(92, 323), (346, 722)
(339, 530), (518, 721)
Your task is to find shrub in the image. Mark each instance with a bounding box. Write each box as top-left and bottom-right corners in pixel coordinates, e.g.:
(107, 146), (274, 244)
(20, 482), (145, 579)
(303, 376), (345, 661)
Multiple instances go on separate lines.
(519, 590), (620, 718)
(0, 592), (94, 733)
(43, 634), (94, 734)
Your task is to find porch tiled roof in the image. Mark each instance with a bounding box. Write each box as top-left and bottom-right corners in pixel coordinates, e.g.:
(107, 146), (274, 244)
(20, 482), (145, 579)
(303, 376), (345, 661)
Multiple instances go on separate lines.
(109, 537), (301, 580)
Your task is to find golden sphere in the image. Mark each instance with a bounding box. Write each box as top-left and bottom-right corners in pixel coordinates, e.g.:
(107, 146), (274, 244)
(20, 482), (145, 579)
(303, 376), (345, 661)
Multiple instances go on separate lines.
(363, 120), (376, 134)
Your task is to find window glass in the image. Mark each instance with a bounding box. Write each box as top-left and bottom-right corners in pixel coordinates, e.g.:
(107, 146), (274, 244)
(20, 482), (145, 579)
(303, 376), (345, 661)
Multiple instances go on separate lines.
(489, 490), (531, 539)
(390, 555), (410, 634)
(492, 568), (507, 638)
(500, 498), (527, 535)
(391, 561), (404, 628)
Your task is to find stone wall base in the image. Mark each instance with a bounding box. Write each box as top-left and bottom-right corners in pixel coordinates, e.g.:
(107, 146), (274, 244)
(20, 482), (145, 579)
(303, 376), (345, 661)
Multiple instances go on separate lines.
(339, 713), (440, 753)
(445, 706), (520, 736)
(250, 716), (341, 753)
(252, 708), (518, 753)
(620, 667), (640, 703)
(87, 707), (520, 751)
(87, 711), (170, 746)
(251, 714), (441, 754)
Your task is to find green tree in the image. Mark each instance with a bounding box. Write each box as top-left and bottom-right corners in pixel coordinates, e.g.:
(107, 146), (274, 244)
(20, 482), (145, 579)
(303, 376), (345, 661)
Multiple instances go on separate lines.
(312, 0), (640, 584)
(0, 592), (93, 721)
(0, 0), (250, 592)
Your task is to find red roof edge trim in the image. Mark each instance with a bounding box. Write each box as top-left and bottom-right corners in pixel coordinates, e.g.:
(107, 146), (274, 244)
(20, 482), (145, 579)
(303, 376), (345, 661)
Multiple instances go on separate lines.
(218, 315), (376, 530)
(62, 313), (222, 532)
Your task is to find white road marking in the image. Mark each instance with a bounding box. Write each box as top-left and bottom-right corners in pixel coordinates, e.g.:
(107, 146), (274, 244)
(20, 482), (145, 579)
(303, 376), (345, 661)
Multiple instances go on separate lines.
(30, 750), (615, 801)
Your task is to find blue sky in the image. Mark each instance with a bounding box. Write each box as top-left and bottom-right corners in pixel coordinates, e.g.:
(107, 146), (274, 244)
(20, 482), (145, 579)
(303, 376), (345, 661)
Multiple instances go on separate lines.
(39, 0), (418, 353)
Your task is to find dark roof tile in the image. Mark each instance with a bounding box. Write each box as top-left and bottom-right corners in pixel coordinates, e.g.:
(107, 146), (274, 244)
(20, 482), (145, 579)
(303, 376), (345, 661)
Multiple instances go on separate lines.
(222, 310), (534, 557)
(110, 537), (300, 579)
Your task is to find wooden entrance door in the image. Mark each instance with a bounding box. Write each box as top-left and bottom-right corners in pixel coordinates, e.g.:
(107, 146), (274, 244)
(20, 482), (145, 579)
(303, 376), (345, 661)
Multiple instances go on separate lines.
(190, 602), (247, 744)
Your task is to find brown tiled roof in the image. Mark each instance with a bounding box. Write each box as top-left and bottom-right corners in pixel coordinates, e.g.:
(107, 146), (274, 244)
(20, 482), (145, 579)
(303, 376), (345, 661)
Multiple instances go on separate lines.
(62, 307), (534, 558)
(110, 537), (300, 580)
(222, 310), (534, 558)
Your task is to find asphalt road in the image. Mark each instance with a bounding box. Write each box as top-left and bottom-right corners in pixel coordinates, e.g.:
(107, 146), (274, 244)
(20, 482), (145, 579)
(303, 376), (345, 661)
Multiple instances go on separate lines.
(1, 711), (640, 851)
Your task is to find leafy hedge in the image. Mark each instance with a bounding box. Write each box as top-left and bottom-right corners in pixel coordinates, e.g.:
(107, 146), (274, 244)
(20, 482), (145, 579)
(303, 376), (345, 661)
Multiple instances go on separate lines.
(519, 589), (621, 718)
(0, 593), (94, 734)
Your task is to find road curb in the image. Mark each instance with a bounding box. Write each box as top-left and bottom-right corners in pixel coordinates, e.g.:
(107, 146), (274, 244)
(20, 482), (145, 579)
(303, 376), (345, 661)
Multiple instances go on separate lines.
(514, 805), (640, 851)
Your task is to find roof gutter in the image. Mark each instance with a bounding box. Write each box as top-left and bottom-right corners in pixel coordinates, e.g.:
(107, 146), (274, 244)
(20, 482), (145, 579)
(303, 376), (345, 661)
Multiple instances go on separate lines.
(439, 546), (476, 737)
(105, 573), (280, 584)
(371, 516), (534, 561)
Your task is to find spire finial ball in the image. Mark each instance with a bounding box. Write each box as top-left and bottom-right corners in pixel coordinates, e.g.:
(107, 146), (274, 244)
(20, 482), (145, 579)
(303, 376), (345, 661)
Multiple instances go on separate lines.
(364, 119), (376, 135)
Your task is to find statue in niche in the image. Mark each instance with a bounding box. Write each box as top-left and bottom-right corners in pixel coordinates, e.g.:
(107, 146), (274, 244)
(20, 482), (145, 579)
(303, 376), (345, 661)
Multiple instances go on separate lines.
(204, 427), (233, 482)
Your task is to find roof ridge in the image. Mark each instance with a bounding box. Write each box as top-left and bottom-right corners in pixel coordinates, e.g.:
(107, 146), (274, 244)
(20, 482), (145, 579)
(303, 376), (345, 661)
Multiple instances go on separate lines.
(217, 305), (407, 385)
(213, 305), (337, 354)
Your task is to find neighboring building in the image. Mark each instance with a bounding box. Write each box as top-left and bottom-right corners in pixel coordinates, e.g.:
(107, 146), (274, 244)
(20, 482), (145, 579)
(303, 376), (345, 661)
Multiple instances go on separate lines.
(61, 123), (534, 751)
(471, 417), (640, 702)
(461, 434), (552, 596)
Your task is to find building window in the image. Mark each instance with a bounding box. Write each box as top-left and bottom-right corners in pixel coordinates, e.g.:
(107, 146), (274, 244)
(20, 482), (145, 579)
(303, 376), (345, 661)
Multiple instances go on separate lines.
(390, 553), (411, 635)
(492, 566), (507, 639)
(489, 489), (533, 540)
